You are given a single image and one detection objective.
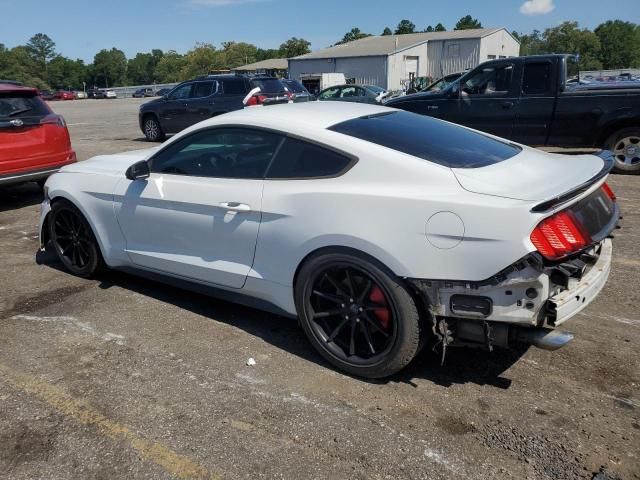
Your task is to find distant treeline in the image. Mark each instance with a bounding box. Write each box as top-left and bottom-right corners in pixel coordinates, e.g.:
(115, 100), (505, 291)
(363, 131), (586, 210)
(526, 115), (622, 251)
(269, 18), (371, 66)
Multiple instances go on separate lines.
(1, 17), (638, 90)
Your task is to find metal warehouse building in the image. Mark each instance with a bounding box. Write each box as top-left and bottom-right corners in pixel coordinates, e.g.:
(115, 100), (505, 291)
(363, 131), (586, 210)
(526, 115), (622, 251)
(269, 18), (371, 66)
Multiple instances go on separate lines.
(288, 28), (519, 91)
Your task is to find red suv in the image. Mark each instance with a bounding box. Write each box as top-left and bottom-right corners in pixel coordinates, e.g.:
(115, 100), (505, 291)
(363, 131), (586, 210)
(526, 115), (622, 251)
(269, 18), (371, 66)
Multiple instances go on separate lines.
(0, 83), (76, 186)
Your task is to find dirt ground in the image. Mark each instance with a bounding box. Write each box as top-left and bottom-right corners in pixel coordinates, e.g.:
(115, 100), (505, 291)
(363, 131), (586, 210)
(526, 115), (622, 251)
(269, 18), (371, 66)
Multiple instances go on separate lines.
(0, 98), (638, 480)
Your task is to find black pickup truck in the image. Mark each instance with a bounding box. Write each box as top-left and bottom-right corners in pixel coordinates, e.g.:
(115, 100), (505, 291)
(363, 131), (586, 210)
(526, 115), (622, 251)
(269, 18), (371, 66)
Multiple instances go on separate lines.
(386, 54), (640, 173)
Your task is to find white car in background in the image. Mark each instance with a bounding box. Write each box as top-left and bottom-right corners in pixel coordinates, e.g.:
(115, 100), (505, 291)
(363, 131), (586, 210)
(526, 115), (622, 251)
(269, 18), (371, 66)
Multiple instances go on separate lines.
(39, 103), (619, 378)
(103, 89), (117, 99)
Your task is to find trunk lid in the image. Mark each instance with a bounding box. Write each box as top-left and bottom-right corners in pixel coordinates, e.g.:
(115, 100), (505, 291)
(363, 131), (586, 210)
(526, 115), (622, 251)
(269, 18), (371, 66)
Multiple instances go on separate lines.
(451, 148), (605, 202)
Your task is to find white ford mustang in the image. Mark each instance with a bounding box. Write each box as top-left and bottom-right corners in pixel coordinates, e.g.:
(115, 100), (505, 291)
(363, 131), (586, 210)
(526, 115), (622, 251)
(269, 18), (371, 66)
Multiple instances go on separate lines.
(40, 102), (619, 378)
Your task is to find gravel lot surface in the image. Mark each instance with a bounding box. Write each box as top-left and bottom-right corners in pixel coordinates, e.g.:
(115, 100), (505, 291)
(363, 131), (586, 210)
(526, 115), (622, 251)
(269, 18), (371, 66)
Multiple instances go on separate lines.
(0, 98), (638, 480)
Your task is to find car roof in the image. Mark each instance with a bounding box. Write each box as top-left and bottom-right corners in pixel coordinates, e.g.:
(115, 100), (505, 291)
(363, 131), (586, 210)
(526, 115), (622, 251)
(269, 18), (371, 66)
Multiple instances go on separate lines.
(197, 102), (392, 131)
(0, 83), (38, 94)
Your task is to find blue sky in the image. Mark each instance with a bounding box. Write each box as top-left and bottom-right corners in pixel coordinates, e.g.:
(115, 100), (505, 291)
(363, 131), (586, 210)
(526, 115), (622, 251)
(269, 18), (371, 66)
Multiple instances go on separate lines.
(1, 0), (638, 62)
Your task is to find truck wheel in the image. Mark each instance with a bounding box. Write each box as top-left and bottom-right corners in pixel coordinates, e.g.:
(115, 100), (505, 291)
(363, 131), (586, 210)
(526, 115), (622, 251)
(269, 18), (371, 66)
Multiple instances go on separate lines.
(606, 127), (640, 174)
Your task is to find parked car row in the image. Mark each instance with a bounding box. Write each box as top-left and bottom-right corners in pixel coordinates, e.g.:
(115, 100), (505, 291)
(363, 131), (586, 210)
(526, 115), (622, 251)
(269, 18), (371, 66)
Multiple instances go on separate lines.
(138, 74), (310, 141)
(138, 74), (389, 141)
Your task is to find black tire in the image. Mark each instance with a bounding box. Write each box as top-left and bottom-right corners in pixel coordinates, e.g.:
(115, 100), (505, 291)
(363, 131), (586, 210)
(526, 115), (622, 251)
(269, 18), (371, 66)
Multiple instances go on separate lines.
(605, 127), (640, 174)
(48, 200), (102, 278)
(295, 249), (422, 379)
(143, 115), (165, 142)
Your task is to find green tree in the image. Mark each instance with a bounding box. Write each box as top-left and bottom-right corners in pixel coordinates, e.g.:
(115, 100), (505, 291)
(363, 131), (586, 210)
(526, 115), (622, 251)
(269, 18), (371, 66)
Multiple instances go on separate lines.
(434, 23), (446, 32)
(516, 29), (546, 55)
(395, 19), (416, 35)
(595, 20), (640, 68)
(221, 41), (258, 68)
(454, 15), (482, 30)
(336, 28), (372, 45)
(47, 56), (86, 89)
(181, 43), (221, 78)
(382, 27), (393, 36)
(26, 33), (56, 70)
(93, 48), (127, 87)
(127, 53), (155, 84)
(255, 48), (281, 61)
(0, 45), (47, 88)
(154, 50), (186, 83)
(279, 37), (311, 58)
(543, 21), (602, 69)
(424, 25), (434, 32)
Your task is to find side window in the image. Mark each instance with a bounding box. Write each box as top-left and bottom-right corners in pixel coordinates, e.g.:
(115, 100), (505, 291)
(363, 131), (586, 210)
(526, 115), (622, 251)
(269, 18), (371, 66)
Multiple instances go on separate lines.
(150, 128), (283, 179)
(266, 138), (353, 179)
(462, 65), (514, 96)
(341, 86), (357, 98)
(523, 62), (552, 95)
(222, 78), (248, 95)
(319, 87), (340, 100)
(168, 83), (192, 100)
(190, 81), (215, 98)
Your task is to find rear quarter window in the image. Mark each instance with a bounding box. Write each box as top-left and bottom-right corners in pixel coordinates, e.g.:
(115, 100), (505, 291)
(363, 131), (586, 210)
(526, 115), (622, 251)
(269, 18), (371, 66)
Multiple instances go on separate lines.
(0, 92), (49, 119)
(266, 137), (353, 179)
(328, 111), (521, 168)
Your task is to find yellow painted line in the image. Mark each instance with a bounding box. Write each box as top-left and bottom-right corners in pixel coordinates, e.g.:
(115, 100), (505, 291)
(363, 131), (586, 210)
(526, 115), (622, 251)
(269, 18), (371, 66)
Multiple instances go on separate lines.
(0, 363), (219, 480)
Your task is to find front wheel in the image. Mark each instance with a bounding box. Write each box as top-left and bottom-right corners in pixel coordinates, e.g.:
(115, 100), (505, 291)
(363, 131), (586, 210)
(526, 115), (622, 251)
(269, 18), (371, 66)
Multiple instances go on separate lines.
(295, 250), (422, 379)
(143, 115), (165, 142)
(48, 200), (102, 278)
(606, 127), (640, 174)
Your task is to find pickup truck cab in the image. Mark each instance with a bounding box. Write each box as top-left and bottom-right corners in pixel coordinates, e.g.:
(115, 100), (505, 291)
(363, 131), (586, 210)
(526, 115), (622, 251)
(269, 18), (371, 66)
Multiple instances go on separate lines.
(386, 54), (640, 173)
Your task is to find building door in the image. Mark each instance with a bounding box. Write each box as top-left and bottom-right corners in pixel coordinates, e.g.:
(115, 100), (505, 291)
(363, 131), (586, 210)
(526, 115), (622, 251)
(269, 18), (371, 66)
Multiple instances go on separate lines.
(405, 56), (419, 89)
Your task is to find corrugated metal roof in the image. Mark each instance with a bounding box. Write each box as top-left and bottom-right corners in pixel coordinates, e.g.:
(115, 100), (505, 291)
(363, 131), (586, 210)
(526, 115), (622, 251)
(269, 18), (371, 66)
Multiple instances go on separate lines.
(292, 28), (507, 60)
(234, 58), (289, 71)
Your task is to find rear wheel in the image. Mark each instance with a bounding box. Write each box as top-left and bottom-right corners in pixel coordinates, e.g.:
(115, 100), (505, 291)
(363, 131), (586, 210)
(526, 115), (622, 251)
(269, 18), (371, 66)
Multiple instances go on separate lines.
(48, 200), (102, 278)
(143, 115), (165, 142)
(606, 127), (640, 174)
(295, 250), (422, 378)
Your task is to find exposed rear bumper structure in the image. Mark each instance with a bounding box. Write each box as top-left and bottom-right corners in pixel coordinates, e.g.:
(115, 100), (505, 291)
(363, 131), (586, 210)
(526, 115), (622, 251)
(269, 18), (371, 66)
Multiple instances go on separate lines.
(409, 238), (614, 353)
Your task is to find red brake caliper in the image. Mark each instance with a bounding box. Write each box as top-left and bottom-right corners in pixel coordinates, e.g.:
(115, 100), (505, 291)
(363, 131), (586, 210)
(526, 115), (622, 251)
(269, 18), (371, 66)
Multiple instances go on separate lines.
(369, 285), (390, 330)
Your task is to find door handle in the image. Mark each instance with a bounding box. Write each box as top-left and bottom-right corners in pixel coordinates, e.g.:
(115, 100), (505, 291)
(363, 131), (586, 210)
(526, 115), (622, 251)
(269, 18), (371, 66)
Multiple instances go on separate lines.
(220, 202), (251, 212)
(502, 101), (515, 109)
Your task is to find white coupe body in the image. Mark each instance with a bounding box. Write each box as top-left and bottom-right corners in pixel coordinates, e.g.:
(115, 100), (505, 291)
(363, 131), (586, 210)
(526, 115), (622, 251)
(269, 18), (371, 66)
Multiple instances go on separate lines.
(40, 102), (618, 376)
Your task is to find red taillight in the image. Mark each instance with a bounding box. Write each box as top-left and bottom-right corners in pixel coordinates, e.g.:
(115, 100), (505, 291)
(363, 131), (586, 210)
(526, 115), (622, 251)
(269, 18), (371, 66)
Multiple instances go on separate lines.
(40, 114), (66, 127)
(245, 94), (267, 106)
(530, 210), (592, 260)
(601, 182), (616, 201)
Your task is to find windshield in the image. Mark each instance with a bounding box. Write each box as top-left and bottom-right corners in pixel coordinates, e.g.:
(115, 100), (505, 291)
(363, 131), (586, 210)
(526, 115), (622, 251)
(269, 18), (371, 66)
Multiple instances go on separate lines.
(422, 73), (462, 93)
(329, 111), (521, 168)
(0, 92), (49, 119)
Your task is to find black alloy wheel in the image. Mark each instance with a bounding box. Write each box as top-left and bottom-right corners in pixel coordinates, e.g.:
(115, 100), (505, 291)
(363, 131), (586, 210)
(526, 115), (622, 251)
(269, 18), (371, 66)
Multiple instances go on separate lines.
(49, 200), (101, 278)
(296, 251), (422, 378)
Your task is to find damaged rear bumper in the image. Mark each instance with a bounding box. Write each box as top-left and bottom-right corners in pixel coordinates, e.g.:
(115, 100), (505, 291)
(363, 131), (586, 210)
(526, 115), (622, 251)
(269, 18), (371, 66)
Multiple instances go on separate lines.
(408, 238), (613, 351)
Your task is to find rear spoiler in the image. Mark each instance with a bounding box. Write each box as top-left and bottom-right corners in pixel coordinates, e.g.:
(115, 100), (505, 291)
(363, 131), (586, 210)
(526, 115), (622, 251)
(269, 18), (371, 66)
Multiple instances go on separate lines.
(531, 151), (614, 213)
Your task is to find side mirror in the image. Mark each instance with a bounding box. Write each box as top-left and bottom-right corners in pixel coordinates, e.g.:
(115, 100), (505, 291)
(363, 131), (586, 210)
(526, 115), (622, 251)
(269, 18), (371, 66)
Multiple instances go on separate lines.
(125, 161), (150, 181)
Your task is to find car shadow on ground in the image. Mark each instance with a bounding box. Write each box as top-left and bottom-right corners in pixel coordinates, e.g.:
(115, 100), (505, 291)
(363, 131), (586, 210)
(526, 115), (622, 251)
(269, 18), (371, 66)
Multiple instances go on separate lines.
(37, 249), (524, 390)
(0, 183), (43, 213)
